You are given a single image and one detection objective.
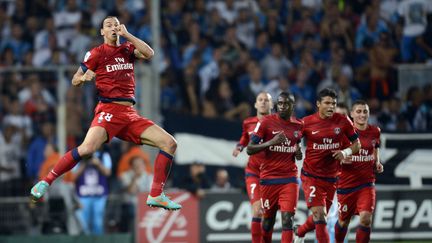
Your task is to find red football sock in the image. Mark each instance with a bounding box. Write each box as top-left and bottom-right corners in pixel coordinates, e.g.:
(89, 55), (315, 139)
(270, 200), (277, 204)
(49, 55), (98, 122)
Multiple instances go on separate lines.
(282, 229), (293, 243)
(251, 217), (261, 243)
(44, 148), (82, 185)
(297, 215), (315, 237)
(261, 228), (273, 243)
(315, 221), (330, 243)
(335, 221), (348, 243)
(356, 225), (371, 243)
(150, 150), (173, 197)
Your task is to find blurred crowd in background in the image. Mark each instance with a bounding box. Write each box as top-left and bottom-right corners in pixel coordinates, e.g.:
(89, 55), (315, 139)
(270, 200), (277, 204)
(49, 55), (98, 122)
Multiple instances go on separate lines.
(1, 0), (432, 235)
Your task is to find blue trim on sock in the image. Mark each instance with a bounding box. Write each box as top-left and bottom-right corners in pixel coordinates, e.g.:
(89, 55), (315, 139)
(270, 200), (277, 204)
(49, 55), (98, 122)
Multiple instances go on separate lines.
(71, 148), (82, 161)
(252, 217), (262, 223)
(314, 220), (327, 225)
(159, 150), (173, 160)
(336, 221), (347, 232)
(358, 225), (371, 232)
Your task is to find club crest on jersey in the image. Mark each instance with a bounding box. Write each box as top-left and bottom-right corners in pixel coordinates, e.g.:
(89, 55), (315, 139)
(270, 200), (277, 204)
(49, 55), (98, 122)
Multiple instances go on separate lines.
(371, 139), (376, 147)
(294, 131), (299, 138)
(334, 127), (341, 135)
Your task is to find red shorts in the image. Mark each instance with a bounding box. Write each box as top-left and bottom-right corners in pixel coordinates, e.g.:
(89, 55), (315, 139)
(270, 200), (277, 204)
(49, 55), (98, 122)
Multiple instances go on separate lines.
(260, 183), (299, 217)
(301, 174), (336, 209)
(245, 174), (261, 204)
(337, 186), (376, 222)
(90, 102), (154, 144)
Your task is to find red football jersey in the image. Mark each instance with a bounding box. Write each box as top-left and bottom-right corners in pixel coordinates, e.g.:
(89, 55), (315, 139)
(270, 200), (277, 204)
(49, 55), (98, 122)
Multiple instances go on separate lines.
(82, 42), (137, 102)
(252, 114), (303, 179)
(338, 125), (381, 188)
(237, 116), (263, 175)
(302, 113), (358, 178)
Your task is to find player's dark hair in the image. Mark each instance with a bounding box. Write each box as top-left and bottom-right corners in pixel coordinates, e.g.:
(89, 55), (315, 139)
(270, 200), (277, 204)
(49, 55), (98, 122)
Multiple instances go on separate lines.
(337, 103), (348, 110)
(278, 91), (295, 103)
(101, 16), (118, 29)
(351, 99), (368, 110)
(317, 88), (337, 101)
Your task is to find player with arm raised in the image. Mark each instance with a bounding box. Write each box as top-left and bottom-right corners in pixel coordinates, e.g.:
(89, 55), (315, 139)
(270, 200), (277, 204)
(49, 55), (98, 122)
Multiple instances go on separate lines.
(247, 92), (303, 243)
(334, 100), (383, 243)
(30, 16), (181, 210)
(232, 92), (273, 243)
(294, 88), (360, 243)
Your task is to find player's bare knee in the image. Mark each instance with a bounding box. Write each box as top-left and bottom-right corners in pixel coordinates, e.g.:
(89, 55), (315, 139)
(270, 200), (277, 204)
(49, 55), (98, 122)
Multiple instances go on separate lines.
(252, 207), (262, 218)
(338, 219), (349, 228)
(311, 208), (326, 221)
(161, 137), (177, 154)
(78, 143), (99, 157)
(359, 215), (372, 227)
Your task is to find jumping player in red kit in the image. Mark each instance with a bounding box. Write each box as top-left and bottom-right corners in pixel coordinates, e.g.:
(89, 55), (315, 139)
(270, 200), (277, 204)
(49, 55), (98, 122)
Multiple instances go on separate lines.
(232, 92), (273, 243)
(294, 88), (360, 243)
(30, 16), (181, 210)
(247, 92), (303, 243)
(334, 100), (383, 243)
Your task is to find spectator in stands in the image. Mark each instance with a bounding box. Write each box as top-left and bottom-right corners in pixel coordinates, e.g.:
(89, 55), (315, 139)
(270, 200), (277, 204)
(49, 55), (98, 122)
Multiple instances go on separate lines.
(26, 122), (55, 181)
(120, 156), (153, 232)
(2, 98), (33, 145)
(210, 168), (233, 192)
(355, 8), (389, 52)
(0, 124), (22, 196)
(117, 143), (152, 179)
(203, 78), (250, 120)
(0, 23), (31, 64)
(334, 73), (362, 108)
(250, 31), (271, 62)
(260, 42), (293, 80)
(398, 0), (432, 62)
(416, 13), (432, 61)
(402, 86), (428, 131)
(73, 149), (112, 235)
(179, 162), (211, 199)
(369, 32), (398, 100)
(378, 96), (410, 131)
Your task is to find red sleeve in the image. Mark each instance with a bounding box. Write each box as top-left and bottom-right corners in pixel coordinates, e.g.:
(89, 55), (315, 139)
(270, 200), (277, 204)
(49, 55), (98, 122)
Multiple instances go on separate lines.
(343, 115), (359, 142)
(237, 120), (249, 148)
(81, 48), (99, 72)
(375, 126), (381, 148)
(126, 42), (136, 61)
(252, 118), (267, 142)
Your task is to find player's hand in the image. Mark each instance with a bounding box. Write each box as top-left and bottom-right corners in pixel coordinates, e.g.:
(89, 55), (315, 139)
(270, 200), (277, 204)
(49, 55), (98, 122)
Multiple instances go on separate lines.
(295, 146), (303, 160)
(232, 148), (241, 157)
(270, 132), (286, 145)
(333, 150), (351, 162)
(80, 69), (96, 83)
(375, 162), (384, 173)
(117, 24), (129, 37)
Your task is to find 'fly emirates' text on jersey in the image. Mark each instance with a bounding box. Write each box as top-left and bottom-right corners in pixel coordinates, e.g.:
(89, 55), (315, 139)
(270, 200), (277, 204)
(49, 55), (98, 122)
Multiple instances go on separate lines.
(81, 42), (137, 104)
(302, 113), (358, 178)
(252, 114), (303, 180)
(338, 125), (380, 188)
(238, 116), (265, 175)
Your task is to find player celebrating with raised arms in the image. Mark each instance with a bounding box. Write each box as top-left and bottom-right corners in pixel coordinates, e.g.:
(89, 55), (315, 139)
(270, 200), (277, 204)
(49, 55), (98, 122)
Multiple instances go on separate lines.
(232, 92), (273, 243)
(294, 88), (360, 243)
(247, 92), (303, 243)
(334, 100), (383, 243)
(30, 16), (181, 210)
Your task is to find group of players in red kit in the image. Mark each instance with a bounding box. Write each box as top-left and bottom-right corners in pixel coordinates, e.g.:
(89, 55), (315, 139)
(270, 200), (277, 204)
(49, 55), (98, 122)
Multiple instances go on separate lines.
(27, 15), (383, 242)
(233, 89), (384, 243)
